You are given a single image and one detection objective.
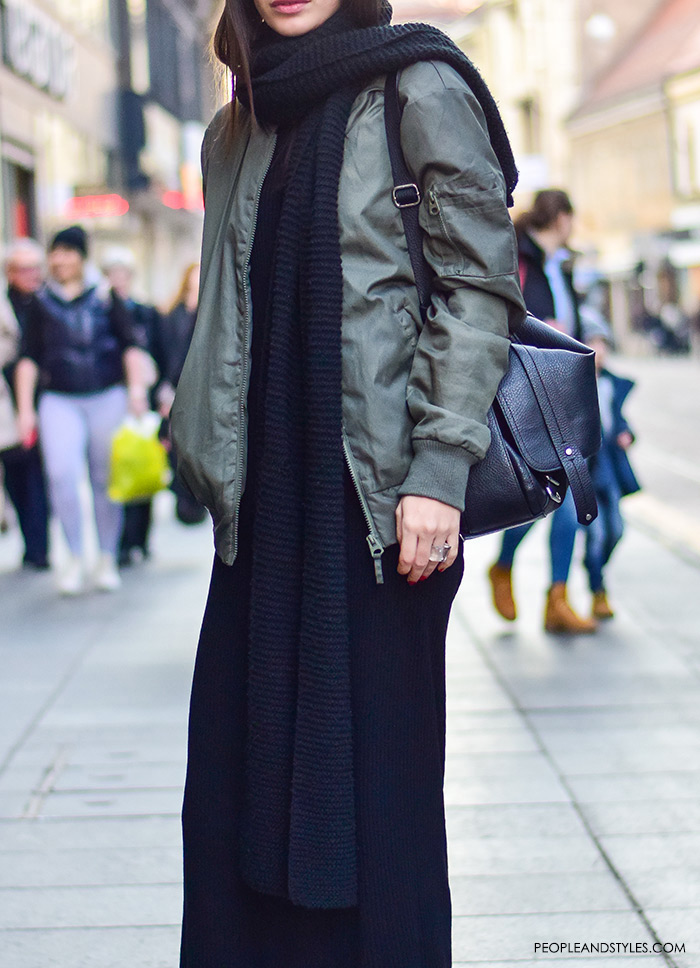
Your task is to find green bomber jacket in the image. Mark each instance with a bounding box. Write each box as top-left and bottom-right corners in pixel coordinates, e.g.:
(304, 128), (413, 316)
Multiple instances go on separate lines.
(171, 60), (527, 576)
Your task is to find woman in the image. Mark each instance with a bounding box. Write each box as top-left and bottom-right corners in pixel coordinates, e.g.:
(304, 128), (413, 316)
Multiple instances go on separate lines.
(2, 239), (50, 570)
(15, 226), (147, 594)
(172, 0), (525, 964)
(487, 189), (597, 634)
(157, 263), (207, 526)
(102, 246), (164, 565)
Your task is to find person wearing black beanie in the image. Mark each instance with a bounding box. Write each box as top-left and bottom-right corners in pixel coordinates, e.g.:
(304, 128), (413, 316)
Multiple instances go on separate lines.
(50, 224), (89, 258)
(14, 224), (149, 595)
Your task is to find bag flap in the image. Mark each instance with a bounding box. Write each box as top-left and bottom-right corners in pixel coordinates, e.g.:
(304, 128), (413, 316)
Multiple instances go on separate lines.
(495, 320), (601, 472)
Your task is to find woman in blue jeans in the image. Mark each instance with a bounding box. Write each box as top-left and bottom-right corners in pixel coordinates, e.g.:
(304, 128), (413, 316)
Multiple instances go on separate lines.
(488, 189), (597, 633)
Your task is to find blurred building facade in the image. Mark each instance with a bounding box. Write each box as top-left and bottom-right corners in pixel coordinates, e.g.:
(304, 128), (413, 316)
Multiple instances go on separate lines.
(568, 0), (700, 346)
(397, 0), (700, 347)
(0, 0), (216, 304)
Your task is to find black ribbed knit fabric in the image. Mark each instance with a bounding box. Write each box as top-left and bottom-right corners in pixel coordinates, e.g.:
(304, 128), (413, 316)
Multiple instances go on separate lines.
(240, 95), (360, 911)
(180, 130), (466, 966)
(240, 7), (518, 203)
(237, 6), (518, 912)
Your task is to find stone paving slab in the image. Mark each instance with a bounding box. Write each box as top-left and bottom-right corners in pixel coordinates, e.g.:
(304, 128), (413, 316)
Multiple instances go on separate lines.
(642, 911), (700, 965)
(446, 835), (606, 875)
(50, 762), (186, 791)
(597, 834), (700, 871)
(580, 800), (700, 837)
(548, 747), (700, 776)
(449, 872), (632, 915)
(566, 773), (700, 803)
(445, 752), (556, 780)
(37, 787), (183, 818)
(445, 804), (588, 839)
(525, 726), (700, 753)
(0, 926), (181, 968)
(0, 817), (181, 851)
(446, 728), (541, 754)
(0, 847), (182, 888)
(444, 772), (571, 806)
(619, 868), (700, 910)
(0, 884), (182, 929)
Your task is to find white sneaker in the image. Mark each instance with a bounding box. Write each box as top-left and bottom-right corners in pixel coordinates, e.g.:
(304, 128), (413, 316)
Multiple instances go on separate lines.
(94, 553), (122, 592)
(57, 554), (85, 596)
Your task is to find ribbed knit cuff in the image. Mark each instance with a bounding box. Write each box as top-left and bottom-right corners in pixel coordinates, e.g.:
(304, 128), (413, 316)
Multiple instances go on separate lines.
(397, 439), (475, 512)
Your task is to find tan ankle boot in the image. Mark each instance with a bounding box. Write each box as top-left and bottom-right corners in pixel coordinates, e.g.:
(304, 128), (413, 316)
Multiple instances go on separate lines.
(488, 562), (517, 621)
(592, 590), (614, 620)
(545, 582), (597, 634)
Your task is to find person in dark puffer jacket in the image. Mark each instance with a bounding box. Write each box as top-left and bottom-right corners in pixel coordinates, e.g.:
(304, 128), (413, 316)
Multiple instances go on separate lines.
(14, 226), (148, 595)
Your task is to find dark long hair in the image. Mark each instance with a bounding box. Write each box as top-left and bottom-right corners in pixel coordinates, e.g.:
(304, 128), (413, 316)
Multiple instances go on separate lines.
(515, 189), (573, 236)
(213, 0), (386, 115)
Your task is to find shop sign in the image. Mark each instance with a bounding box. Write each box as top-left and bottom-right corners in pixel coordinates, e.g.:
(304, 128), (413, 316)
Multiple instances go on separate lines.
(65, 194), (130, 218)
(1, 0), (75, 101)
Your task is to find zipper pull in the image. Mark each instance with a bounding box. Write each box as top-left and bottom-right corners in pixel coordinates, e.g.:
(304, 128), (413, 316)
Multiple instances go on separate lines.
(428, 188), (440, 216)
(366, 534), (384, 585)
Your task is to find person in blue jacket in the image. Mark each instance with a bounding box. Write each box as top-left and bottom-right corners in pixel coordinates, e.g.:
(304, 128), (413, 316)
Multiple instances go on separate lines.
(580, 312), (641, 618)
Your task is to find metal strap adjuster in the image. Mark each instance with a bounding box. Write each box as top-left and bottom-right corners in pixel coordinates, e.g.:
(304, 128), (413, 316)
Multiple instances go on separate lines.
(392, 183), (421, 208)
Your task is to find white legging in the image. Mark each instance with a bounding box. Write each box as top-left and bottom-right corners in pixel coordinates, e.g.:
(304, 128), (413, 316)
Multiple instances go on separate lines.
(38, 386), (127, 557)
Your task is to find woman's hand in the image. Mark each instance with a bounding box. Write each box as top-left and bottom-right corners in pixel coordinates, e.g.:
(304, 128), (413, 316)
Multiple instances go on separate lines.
(17, 408), (37, 449)
(127, 385), (149, 417)
(396, 495), (461, 583)
(616, 431), (633, 450)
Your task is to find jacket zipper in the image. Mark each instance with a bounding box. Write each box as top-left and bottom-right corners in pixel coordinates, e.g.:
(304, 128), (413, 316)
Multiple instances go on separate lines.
(428, 187), (440, 216)
(428, 187), (452, 242)
(232, 134), (277, 561)
(342, 431), (385, 584)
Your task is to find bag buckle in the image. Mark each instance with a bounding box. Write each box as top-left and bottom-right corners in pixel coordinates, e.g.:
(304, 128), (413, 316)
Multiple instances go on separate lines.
(392, 183), (421, 208)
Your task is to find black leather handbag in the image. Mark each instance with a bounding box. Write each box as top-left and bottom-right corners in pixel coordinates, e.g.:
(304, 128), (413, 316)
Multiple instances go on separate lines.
(384, 73), (601, 537)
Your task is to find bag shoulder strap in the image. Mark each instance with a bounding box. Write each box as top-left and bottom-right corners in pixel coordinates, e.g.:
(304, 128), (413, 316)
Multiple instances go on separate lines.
(383, 71), (432, 323)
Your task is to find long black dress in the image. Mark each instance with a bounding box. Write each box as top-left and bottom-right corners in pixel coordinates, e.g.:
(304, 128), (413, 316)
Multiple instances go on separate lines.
(180, 134), (464, 968)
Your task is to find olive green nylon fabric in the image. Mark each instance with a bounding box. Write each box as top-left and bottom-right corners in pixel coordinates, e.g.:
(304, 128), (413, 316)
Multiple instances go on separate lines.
(171, 61), (526, 566)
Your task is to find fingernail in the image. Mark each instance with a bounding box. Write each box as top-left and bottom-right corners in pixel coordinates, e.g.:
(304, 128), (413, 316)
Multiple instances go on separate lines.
(419, 576), (428, 582)
(407, 580), (417, 586)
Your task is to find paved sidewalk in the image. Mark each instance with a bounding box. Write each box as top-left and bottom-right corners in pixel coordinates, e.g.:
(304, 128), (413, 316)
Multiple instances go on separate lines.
(0, 496), (699, 967)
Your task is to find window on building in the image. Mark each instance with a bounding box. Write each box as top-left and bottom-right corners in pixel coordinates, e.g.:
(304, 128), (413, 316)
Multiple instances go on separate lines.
(519, 96), (541, 155)
(2, 160), (37, 241)
(144, 0), (205, 122)
(54, 0), (110, 41)
(127, 0), (150, 94)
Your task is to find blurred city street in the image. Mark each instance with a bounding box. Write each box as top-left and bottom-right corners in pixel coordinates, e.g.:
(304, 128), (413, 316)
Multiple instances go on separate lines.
(0, 351), (698, 968)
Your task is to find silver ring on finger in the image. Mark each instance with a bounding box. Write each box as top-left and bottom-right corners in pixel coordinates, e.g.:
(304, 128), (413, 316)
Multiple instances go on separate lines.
(429, 542), (451, 563)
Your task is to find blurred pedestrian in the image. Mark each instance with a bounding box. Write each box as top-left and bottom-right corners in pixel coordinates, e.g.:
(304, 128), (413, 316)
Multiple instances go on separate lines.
(1, 240), (50, 569)
(158, 262), (205, 526)
(171, 0), (525, 964)
(488, 189), (596, 634)
(156, 262), (199, 415)
(102, 246), (163, 565)
(580, 314), (640, 619)
(14, 226), (148, 595)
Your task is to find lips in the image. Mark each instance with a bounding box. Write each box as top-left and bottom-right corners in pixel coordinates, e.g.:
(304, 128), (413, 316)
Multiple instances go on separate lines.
(270, 0), (310, 9)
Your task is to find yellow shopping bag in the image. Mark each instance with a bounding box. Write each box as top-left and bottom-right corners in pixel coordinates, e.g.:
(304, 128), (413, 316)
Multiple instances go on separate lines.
(108, 413), (171, 503)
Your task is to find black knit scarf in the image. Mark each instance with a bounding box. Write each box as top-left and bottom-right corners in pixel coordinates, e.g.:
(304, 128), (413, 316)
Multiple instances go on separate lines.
(238, 6), (517, 912)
